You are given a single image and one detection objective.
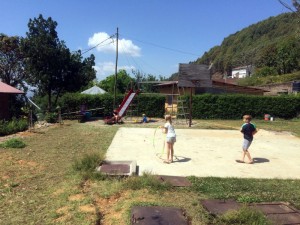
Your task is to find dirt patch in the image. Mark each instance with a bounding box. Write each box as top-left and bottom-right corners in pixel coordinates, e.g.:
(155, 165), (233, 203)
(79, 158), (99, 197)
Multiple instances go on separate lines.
(79, 205), (96, 213)
(68, 193), (85, 201)
(95, 189), (161, 225)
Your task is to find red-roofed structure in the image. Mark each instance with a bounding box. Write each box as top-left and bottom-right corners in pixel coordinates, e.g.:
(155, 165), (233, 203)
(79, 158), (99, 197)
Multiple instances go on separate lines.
(0, 81), (24, 120)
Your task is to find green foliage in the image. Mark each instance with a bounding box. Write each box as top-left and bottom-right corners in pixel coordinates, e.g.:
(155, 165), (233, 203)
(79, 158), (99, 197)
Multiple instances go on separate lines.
(237, 70), (300, 86)
(59, 93), (165, 118)
(195, 13), (300, 74)
(191, 94), (300, 119)
(254, 66), (278, 77)
(44, 112), (57, 123)
(73, 152), (104, 172)
(217, 207), (272, 225)
(99, 70), (134, 94)
(123, 172), (171, 191)
(0, 119), (28, 136)
(21, 14), (95, 110)
(137, 94), (165, 117)
(0, 138), (26, 148)
(0, 34), (27, 90)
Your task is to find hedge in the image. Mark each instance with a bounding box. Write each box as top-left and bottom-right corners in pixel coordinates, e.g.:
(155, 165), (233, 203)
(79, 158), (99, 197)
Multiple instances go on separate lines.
(0, 119), (28, 136)
(191, 94), (300, 119)
(58, 93), (165, 118)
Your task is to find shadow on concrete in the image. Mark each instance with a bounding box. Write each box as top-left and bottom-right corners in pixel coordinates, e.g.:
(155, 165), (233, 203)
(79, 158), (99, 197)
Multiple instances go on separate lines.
(174, 156), (191, 163)
(253, 157), (270, 163)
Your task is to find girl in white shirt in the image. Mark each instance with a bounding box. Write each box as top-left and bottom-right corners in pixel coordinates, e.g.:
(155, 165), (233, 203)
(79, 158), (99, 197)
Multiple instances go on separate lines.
(163, 115), (176, 163)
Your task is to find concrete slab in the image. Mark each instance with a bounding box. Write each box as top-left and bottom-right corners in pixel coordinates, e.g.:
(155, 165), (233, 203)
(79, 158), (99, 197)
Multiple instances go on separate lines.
(96, 160), (136, 176)
(156, 175), (192, 187)
(201, 199), (242, 215)
(105, 128), (300, 178)
(131, 206), (188, 225)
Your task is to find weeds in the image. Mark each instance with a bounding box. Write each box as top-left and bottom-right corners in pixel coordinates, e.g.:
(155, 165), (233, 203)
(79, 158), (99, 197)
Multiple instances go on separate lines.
(123, 172), (172, 192)
(0, 138), (26, 148)
(215, 207), (273, 225)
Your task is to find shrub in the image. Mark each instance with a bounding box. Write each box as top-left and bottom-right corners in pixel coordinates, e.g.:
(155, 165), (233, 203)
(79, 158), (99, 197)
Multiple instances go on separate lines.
(192, 94), (300, 119)
(44, 112), (58, 123)
(73, 152), (104, 172)
(59, 93), (166, 118)
(0, 138), (26, 148)
(0, 119), (28, 136)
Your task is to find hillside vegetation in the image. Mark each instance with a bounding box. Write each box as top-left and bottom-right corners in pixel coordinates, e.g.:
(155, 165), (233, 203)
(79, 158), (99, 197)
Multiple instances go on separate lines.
(195, 13), (300, 76)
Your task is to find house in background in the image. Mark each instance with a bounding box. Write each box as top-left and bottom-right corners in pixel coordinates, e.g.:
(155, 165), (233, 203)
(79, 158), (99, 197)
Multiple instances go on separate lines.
(0, 81), (24, 120)
(231, 65), (254, 78)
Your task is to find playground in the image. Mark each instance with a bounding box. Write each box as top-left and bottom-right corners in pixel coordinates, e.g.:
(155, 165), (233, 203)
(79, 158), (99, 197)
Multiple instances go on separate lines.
(105, 126), (300, 179)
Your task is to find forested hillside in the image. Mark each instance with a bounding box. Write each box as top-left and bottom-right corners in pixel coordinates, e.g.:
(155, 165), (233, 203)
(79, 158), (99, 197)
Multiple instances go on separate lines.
(195, 13), (300, 76)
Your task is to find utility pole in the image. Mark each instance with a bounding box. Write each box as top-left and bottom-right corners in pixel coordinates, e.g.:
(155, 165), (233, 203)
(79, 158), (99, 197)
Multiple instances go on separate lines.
(113, 27), (119, 109)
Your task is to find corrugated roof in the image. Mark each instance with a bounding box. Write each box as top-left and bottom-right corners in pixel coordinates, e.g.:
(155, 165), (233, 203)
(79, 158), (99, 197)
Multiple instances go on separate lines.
(0, 81), (24, 94)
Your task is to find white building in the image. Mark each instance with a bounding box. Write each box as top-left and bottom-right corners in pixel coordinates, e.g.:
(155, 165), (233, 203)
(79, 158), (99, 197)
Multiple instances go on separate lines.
(232, 65), (254, 78)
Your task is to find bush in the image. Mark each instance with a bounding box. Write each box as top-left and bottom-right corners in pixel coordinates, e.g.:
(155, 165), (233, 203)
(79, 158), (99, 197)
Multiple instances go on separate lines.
(59, 93), (166, 118)
(73, 152), (104, 172)
(0, 138), (26, 148)
(0, 119), (28, 136)
(192, 94), (300, 119)
(44, 112), (58, 123)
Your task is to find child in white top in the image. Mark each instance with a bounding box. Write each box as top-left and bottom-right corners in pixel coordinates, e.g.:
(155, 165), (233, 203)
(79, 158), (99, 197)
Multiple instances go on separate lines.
(162, 115), (176, 163)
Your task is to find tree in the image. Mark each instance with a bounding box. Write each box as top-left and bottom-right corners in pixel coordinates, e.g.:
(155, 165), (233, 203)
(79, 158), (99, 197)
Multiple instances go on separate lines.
(62, 51), (96, 93)
(278, 0), (300, 13)
(21, 15), (69, 110)
(99, 70), (134, 94)
(0, 34), (27, 90)
(21, 14), (96, 110)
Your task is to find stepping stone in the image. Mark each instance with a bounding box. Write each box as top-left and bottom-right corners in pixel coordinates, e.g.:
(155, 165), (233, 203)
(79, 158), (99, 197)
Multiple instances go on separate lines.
(250, 202), (300, 225)
(201, 199), (242, 215)
(131, 206), (189, 225)
(156, 175), (191, 187)
(96, 160), (136, 176)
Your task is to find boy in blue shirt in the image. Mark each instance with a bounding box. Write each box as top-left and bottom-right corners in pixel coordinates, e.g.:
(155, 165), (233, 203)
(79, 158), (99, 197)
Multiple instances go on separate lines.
(237, 115), (257, 164)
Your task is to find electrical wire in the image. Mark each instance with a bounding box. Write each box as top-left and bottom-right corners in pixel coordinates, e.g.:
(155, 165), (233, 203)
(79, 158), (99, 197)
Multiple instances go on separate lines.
(80, 34), (115, 55)
(119, 33), (200, 56)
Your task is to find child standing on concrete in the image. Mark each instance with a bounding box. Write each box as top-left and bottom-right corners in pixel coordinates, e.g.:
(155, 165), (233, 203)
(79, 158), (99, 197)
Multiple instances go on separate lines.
(237, 115), (257, 164)
(163, 115), (176, 163)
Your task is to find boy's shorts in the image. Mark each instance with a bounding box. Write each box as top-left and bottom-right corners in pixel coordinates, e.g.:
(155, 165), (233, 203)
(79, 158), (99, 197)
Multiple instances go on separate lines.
(166, 137), (176, 143)
(242, 139), (252, 150)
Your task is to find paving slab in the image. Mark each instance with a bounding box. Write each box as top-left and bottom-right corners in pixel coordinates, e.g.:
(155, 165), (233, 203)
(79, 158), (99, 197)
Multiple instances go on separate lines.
(96, 160), (136, 176)
(156, 175), (192, 187)
(201, 200), (300, 225)
(105, 128), (300, 178)
(201, 199), (242, 215)
(131, 206), (188, 225)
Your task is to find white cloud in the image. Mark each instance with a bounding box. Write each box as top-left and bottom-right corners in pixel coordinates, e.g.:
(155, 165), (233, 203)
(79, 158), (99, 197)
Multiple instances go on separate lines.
(88, 32), (141, 57)
(94, 61), (135, 81)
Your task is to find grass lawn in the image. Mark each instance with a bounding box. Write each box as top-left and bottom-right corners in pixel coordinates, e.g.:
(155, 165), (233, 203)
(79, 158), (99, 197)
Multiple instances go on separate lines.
(0, 119), (300, 224)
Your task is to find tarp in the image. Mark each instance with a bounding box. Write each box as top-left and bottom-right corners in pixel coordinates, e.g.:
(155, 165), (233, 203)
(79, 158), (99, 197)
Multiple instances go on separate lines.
(81, 86), (106, 95)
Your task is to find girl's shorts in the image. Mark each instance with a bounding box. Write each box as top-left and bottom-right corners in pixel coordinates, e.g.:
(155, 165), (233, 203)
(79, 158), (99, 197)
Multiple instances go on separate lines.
(166, 137), (176, 143)
(242, 139), (252, 150)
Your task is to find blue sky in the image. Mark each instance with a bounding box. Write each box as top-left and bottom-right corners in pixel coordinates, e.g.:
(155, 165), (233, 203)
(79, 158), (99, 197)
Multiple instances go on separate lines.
(0, 0), (290, 80)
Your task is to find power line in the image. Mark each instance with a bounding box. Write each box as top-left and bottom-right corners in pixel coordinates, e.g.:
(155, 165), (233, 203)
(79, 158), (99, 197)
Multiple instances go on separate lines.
(119, 33), (200, 57)
(80, 34), (115, 55)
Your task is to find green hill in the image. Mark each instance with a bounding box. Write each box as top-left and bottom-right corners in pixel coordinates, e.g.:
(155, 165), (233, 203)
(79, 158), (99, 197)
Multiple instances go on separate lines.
(195, 13), (300, 76)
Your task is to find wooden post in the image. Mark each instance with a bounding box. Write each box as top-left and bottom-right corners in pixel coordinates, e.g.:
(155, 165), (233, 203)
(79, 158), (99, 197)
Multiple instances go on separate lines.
(189, 87), (192, 127)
